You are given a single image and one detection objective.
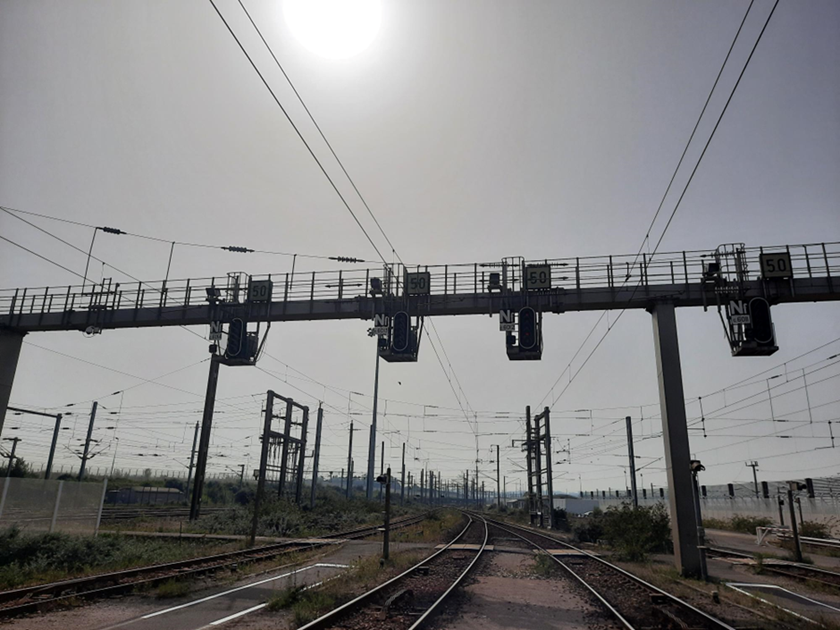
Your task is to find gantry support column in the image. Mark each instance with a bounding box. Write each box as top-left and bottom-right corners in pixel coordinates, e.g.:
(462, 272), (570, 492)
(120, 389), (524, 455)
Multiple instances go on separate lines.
(190, 354), (220, 521)
(0, 330), (25, 440)
(650, 302), (701, 577)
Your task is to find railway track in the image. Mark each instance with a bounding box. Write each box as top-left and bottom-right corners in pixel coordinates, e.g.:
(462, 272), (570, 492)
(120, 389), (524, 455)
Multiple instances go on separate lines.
(479, 515), (736, 630)
(0, 511), (431, 618)
(708, 545), (840, 590)
(298, 514), (487, 630)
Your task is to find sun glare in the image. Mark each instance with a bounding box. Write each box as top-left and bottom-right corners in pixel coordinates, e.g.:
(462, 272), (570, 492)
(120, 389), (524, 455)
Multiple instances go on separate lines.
(283, 0), (382, 60)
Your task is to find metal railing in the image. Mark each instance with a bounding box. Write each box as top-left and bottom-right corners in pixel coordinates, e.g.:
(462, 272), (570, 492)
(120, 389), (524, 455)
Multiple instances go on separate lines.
(2, 242), (837, 320)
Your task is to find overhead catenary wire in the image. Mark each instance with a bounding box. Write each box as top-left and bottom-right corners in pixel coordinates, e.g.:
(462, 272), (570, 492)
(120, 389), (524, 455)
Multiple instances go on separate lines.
(219, 2), (479, 472)
(206, 0), (389, 265)
(0, 234), (87, 281)
(536, 0), (781, 413)
(1, 205), (363, 264)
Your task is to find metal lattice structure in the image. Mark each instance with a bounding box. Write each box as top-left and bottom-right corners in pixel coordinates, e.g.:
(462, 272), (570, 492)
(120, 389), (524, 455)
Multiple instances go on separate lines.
(0, 242), (837, 332)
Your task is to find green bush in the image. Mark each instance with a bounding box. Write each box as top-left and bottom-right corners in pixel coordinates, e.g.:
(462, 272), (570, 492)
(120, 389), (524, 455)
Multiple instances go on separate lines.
(573, 508), (604, 543)
(600, 503), (671, 562)
(729, 514), (773, 535)
(800, 520), (831, 539)
(0, 457), (36, 478)
(702, 517), (729, 530)
(552, 508), (570, 532)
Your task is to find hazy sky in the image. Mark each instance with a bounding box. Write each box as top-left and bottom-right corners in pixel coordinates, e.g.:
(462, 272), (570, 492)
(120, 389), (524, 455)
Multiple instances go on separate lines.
(1, 0), (838, 495)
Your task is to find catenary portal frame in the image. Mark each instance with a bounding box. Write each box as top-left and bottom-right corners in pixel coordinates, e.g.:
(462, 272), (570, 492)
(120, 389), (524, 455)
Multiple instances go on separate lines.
(1, 241), (838, 576)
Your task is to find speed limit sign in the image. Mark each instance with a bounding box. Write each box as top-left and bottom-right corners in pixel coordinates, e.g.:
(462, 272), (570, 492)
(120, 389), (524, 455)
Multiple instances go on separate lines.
(248, 279), (273, 303)
(404, 272), (431, 296)
(759, 253), (792, 279)
(524, 265), (551, 290)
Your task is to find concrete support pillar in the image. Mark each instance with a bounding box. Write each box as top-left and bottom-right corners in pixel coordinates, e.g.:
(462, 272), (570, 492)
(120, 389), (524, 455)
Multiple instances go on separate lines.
(650, 302), (701, 577)
(0, 330), (25, 439)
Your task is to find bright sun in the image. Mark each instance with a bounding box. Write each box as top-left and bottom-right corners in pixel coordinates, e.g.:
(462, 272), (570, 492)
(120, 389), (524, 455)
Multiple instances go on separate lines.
(284, 0), (382, 60)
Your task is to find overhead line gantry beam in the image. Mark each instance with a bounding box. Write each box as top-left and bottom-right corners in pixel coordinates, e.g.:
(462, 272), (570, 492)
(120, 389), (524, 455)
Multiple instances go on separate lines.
(2, 241), (838, 578)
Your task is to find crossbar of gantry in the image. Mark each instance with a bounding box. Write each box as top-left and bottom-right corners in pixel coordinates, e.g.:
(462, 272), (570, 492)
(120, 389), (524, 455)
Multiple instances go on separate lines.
(0, 242), (836, 333)
(2, 241), (839, 578)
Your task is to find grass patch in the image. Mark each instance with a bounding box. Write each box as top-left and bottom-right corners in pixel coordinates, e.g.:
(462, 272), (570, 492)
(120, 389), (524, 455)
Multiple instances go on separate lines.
(155, 579), (191, 599)
(265, 549), (426, 628)
(0, 526), (236, 590)
(201, 486), (423, 539)
(394, 510), (463, 544)
(532, 553), (562, 578)
(267, 586), (338, 626)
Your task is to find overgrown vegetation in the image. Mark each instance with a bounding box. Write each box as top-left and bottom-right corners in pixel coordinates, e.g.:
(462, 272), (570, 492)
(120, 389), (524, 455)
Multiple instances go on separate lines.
(0, 527), (236, 589)
(155, 578), (191, 598)
(800, 520), (832, 539)
(201, 485), (417, 538)
(572, 507), (604, 543)
(0, 457), (37, 478)
(703, 514), (773, 534)
(552, 508), (570, 532)
(266, 550), (425, 627)
(573, 503), (671, 561)
(601, 503), (671, 561)
(532, 553), (563, 578)
(392, 510), (462, 544)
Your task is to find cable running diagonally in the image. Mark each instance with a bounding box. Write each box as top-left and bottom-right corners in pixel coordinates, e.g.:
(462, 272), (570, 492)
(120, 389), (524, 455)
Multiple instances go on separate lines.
(228, 2), (477, 433)
(537, 0), (780, 412)
(207, 0), (388, 264)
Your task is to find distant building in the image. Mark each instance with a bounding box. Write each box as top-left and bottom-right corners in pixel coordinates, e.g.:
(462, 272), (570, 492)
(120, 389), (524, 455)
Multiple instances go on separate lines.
(552, 496), (598, 515)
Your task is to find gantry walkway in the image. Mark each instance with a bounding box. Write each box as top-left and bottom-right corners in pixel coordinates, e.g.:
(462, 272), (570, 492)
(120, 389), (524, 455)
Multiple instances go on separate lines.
(1, 242), (837, 333)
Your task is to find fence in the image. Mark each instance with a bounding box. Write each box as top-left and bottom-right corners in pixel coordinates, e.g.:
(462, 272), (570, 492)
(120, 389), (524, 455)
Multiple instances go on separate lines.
(591, 476), (840, 535)
(0, 477), (108, 535)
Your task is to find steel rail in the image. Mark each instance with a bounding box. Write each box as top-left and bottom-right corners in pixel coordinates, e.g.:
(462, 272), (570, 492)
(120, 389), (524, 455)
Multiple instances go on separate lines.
(487, 519), (635, 629)
(481, 515), (736, 630)
(0, 511), (431, 617)
(708, 546), (840, 588)
(298, 515), (485, 630)
(407, 515), (488, 629)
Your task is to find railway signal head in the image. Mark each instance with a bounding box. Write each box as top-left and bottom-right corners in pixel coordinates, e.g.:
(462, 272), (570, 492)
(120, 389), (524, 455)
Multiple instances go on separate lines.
(507, 308), (542, 360)
(392, 311), (410, 352)
(379, 312), (420, 362)
(747, 298), (775, 346)
(731, 297), (778, 356)
(518, 307), (537, 350)
(226, 318), (245, 358)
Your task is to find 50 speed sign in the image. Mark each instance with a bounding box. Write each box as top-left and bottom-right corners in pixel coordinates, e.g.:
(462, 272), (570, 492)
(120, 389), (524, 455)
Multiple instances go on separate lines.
(404, 272), (431, 295)
(524, 265), (551, 290)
